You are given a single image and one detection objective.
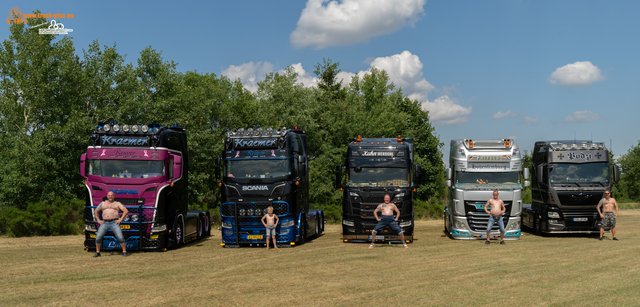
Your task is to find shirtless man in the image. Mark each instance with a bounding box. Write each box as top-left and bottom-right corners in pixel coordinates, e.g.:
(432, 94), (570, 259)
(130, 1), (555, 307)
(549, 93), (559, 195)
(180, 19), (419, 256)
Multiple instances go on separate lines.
(370, 194), (408, 248)
(94, 191), (129, 257)
(261, 206), (279, 250)
(597, 190), (619, 241)
(484, 190), (506, 245)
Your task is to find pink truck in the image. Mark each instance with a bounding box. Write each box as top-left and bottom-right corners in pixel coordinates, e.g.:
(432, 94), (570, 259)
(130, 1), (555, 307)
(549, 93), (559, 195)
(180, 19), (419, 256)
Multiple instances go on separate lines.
(81, 123), (210, 252)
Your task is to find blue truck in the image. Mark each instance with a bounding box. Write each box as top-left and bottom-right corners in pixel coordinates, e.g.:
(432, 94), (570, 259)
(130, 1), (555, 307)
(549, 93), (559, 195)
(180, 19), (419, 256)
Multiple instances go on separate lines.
(216, 127), (324, 247)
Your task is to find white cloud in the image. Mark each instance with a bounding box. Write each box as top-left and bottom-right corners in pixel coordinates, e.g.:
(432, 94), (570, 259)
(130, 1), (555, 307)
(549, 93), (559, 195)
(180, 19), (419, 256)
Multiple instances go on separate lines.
(222, 50), (472, 126)
(288, 63), (319, 88)
(370, 51), (435, 101)
(221, 61), (274, 92)
(290, 0), (427, 49)
(492, 110), (518, 120)
(523, 116), (540, 124)
(549, 61), (606, 87)
(421, 96), (472, 125)
(564, 110), (600, 123)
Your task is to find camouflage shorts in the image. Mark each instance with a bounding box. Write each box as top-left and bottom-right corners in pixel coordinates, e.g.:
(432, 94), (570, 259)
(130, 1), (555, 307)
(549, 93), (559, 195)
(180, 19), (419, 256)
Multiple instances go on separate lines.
(601, 212), (616, 228)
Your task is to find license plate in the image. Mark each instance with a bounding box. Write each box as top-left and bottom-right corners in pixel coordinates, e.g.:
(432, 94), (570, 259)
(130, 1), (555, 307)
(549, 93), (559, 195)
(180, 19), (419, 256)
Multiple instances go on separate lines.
(120, 224), (130, 230)
(368, 235), (385, 240)
(248, 235), (263, 240)
(573, 218), (588, 222)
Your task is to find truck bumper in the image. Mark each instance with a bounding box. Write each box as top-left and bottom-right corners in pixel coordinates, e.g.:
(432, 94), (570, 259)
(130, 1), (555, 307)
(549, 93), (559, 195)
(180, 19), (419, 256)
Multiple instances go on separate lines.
(84, 231), (168, 251)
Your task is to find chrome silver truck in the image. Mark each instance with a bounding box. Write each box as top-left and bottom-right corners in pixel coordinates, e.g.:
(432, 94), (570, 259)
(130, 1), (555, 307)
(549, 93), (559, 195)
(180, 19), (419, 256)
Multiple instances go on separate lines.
(444, 139), (530, 240)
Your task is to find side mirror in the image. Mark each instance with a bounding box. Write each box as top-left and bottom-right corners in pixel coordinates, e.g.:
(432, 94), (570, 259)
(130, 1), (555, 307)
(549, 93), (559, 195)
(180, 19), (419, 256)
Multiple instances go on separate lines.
(171, 154), (182, 180)
(524, 168), (530, 180)
(215, 157), (221, 180)
(414, 164), (422, 186)
(334, 164), (343, 189)
(613, 164), (620, 183)
(446, 167), (452, 180)
(445, 180), (451, 187)
(537, 165), (543, 183)
(80, 153), (87, 178)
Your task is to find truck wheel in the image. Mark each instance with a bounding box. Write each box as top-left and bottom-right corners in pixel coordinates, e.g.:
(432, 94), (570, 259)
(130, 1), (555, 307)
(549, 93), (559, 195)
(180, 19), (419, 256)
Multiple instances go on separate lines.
(203, 213), (211, 236)
(534, 214), (542, 235)
(319, 213), (324, 233)
(173, 219), (184, 248)
(443, 213), (449, 233)
(196, 215), (204, 239)
(315, 215), (320, 237)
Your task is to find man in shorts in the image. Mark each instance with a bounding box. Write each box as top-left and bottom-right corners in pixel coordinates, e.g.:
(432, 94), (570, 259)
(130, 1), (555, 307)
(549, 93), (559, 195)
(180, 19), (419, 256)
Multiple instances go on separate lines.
(93, 191), (129, 257)
(597, 190), (619, 241)
(261, 206), (279, 250)
(370, 194), (408, 248)
(484, 190), (506, 245)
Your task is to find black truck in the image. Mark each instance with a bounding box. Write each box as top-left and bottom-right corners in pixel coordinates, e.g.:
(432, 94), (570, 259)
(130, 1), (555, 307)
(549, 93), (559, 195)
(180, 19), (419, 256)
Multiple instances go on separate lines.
(523, 140), (619, 234)
(216, 127), (324, 247)
(335, 136), (421, 243)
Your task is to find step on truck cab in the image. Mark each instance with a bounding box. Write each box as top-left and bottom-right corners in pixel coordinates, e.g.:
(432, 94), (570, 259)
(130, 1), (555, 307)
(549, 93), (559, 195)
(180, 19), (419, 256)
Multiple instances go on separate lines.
(335, 136), (421, 243)
(523, 140), (619, 234)
(81, 123), (211, 252)
(216, 127), (324, 247)
(444, 139), (529, 240)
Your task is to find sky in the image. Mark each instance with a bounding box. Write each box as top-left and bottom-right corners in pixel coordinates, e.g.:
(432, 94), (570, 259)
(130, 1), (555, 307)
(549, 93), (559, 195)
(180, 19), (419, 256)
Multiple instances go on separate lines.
(4, 1), (640, 165)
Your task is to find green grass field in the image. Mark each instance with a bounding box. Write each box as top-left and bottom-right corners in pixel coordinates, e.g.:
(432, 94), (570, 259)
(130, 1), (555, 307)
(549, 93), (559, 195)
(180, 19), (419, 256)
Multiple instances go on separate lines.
(2, 210), (640, 306)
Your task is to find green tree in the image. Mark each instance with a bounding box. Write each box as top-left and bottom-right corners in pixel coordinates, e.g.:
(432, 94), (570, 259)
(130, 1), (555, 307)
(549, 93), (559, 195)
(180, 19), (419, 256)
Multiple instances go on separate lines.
(617, 141), (640, 201)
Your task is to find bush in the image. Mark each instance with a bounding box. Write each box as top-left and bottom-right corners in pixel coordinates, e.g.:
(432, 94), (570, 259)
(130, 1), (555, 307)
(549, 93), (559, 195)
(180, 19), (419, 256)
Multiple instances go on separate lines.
(415, 197), (445, 220)
(0, 199), (84, 237)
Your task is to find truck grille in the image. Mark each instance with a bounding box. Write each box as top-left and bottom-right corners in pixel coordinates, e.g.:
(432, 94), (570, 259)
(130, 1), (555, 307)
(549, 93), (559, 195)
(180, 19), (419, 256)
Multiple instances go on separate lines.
(557, 192), (600, 206)
(220, 202), (288, 217)
(464, 201), (512, 232)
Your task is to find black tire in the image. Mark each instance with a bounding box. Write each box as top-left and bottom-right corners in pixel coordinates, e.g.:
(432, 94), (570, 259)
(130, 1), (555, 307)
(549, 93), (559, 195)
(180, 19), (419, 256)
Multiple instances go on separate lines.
(319, 213), (324, 233)
(299, 218), (307, 245)
(196, 215), (204, 239)
(444, 213), (449, 234)
(203, 213), (211, 237)
(314, 215), (320, 237)
(173, 218), (184, 248)
(534, 213), (542, 235)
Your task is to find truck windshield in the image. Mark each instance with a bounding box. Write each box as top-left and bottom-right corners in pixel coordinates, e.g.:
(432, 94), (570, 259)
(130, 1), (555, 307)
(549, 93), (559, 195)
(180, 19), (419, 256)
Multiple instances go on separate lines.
(347, 168), (409, 187)
(456, 172), (519, 184)
(549, 162), (609, 183)
(89, 159), (165, 178)
(224, 158), (292, 179)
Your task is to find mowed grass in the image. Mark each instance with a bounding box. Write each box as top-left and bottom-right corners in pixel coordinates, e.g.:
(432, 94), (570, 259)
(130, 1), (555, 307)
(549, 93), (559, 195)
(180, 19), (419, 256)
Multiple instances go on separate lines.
(2, 211), (640, 306)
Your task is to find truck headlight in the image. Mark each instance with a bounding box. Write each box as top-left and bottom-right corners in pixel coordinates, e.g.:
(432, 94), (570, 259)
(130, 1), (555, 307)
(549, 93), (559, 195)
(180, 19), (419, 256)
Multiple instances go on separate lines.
(281, 219), (294, 227)
(152, 223), (167, 232)
(399, 221), (412, 227)
(548, 212), (560, 219)
(455, 221), (467, 230)
(349, 192), (359, 197)
(221, 222), (232, 229)
(85, 224), (97, 231)
(508, 221), (520, 230)
(131, 214), (139, 222)
(342, 220), (355, 227)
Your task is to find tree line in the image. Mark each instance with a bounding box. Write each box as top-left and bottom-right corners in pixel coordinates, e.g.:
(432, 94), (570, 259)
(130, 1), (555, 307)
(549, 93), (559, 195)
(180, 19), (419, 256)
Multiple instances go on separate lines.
(0, 17), (446, 236)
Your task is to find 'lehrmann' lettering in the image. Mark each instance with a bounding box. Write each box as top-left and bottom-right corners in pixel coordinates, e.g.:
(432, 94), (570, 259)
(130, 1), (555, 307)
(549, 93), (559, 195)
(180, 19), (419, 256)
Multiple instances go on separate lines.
(234, 139), (276, 148)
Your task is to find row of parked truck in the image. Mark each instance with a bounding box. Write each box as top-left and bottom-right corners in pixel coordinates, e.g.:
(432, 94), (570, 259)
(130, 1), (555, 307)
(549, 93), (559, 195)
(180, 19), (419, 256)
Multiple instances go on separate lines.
(80, 123), (618, 251)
